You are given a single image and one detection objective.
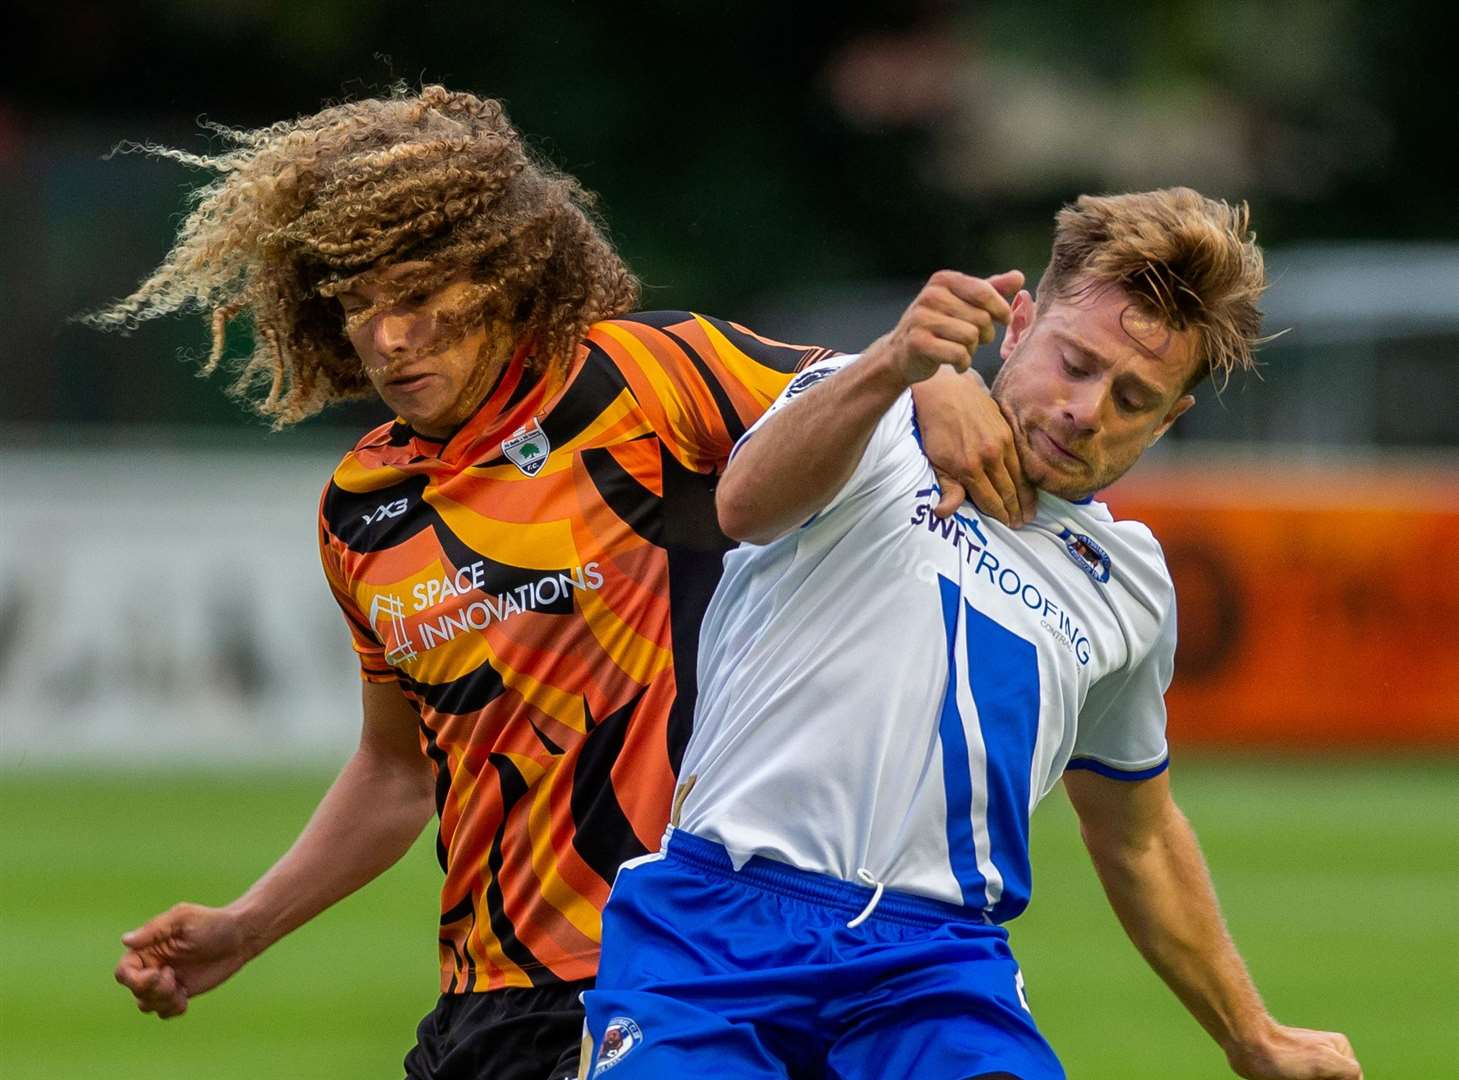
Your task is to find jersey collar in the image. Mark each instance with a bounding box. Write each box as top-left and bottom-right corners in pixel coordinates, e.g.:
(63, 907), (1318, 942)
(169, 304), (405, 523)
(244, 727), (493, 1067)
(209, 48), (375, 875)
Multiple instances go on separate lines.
(389, 341), (558, 468)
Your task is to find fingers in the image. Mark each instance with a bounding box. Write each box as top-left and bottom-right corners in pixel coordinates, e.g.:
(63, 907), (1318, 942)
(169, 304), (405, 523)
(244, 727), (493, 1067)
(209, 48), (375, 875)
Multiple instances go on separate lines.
(115, 952), (189, 1019)
(948, 440), (1032, 526)
(984, 268), (1026, 298)
(1324, 1032), (1361, 1079)
(892, 269), (1026, 385)
(121, 907), (183, 950)
(908, 313), (985, 352)
(924, 269), (1024, 326)
(931, 472), (966, 518)
(961, 472), (1017, 527)
(904, 324), (975, 373)
(1003, 437), (1037, 525)
(936, 461), (1018, 527)
(918, 288), (998, 346)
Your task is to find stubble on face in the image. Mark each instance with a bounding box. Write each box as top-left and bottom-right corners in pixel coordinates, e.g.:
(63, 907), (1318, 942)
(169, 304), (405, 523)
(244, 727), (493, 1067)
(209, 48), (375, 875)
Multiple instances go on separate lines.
(992, 288), (1197, 501)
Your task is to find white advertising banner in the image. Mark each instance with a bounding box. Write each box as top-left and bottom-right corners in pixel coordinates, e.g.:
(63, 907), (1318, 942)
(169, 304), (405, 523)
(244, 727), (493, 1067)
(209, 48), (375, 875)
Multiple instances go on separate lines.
(0, 445), (367, 763)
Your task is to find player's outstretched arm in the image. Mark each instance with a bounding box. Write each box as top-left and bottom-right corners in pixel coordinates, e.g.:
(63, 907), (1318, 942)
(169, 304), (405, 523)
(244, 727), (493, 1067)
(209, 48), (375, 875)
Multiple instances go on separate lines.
(1063, 769), (1362, 1080)
(114, 680), (435, 1019)
(718, 269), (1023, 544)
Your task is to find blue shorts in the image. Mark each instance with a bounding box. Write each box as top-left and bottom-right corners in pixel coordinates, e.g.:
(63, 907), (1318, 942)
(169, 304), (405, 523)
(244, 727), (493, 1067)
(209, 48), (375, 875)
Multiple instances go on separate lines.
(583, 829), (1064, 1079)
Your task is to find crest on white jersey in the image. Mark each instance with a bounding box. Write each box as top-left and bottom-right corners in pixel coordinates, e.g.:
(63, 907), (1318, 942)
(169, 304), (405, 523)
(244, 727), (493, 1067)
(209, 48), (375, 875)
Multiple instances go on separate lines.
(783, 366), (838, 400)
(1057, 526), (1112, 584)
(502, 418), (550, 477)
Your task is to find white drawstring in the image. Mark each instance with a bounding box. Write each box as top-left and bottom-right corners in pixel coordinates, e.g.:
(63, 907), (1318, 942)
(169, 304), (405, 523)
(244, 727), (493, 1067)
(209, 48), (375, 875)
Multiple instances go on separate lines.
(846, 867), (886, 928)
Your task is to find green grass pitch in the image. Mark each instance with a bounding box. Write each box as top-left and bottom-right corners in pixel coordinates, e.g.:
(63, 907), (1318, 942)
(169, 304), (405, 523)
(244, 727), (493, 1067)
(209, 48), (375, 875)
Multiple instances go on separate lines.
(2, 757), (1455, 1078)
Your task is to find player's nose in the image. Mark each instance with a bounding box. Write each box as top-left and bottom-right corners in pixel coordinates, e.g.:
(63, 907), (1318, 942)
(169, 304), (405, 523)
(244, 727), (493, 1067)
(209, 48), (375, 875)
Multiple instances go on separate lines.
(372, 311), (416, 356)
(1061, 384), (1102, 435)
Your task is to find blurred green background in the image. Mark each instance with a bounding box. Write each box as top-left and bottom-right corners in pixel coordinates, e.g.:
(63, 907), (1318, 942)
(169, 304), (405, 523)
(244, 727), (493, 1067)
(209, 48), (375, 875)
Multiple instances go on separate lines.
(4, 759), (1456, 1078)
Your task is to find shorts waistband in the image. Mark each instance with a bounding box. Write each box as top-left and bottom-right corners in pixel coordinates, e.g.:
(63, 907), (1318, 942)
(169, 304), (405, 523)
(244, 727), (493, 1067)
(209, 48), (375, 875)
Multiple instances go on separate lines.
(663, 828), (993, 930)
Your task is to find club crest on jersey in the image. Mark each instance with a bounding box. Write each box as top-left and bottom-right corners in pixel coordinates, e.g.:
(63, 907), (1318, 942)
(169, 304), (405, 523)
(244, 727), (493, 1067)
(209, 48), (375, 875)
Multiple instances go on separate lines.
(1057, 526), (1111, 584)
(784, 365), (838, 399)
(592, 1016), (644, 1076)
(501, 418), (550, 477)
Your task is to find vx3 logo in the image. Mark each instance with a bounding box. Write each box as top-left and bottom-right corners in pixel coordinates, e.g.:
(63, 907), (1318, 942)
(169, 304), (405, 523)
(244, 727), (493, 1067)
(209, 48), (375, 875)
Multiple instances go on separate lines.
(362, 498), (410, 525)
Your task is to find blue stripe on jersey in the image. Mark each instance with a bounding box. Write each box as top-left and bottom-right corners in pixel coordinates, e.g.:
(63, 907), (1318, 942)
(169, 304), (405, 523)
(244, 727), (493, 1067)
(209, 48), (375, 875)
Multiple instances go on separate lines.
(937, 575), (989, 908)
(1065, 756), (1170, 782)
(964, 603), (1040, 924)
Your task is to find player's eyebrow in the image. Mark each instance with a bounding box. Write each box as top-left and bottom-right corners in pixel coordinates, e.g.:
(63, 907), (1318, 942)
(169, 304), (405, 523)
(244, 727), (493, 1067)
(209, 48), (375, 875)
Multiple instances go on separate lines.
(1054, 329), (1165, 403)
(1053, 329), (1115, 371)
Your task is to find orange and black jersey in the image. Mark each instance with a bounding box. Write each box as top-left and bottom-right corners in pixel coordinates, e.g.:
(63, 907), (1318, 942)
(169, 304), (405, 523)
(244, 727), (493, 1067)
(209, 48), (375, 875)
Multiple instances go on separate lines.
(318, 312), (834, 993)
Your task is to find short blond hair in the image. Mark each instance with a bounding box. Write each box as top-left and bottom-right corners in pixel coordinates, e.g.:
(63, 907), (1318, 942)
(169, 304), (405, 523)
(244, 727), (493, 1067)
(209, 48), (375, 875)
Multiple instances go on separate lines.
(1038, 188), (1268, 390)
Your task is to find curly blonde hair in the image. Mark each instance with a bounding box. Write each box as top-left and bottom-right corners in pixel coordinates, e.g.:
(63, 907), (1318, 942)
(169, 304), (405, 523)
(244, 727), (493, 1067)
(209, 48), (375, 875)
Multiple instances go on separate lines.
(1038, 188), (1269, 391)
(86, 85), (640, 426)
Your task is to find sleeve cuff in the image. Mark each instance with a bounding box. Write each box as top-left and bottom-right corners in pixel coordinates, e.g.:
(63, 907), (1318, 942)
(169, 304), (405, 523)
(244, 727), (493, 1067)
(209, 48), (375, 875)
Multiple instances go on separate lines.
(1064, 755), (1169, 782)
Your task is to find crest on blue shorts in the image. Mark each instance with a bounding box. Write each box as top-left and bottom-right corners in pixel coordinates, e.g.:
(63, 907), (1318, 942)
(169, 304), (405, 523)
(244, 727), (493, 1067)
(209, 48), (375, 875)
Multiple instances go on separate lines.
(592, 1016), (644, 1076)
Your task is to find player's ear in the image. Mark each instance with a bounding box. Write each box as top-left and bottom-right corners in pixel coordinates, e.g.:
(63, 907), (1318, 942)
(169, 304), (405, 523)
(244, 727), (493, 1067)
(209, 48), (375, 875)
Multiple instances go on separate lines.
(1148, 393), (1195, 447)
(1000, 291), (1036, 361)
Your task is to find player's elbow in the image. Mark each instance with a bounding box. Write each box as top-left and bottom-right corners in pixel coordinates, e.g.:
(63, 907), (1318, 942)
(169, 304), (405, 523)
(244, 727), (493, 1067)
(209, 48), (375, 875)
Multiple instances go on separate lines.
(716, 477), (782, 545)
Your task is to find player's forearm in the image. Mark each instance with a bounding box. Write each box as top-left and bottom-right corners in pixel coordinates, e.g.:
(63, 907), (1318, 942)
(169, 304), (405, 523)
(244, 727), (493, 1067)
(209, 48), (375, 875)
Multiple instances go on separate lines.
(717, 349), (907, 543)
(1082, 804), (1276, 1060)
(226, 743), (435, 958)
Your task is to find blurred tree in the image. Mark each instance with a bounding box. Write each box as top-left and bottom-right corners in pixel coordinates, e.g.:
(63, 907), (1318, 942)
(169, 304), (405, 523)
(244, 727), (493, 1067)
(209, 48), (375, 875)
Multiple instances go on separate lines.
(2, 0), (1451, 430)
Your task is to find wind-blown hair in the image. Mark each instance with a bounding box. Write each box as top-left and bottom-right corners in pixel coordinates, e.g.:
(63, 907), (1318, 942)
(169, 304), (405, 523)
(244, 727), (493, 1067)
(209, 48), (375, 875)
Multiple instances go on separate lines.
(1037, 188), (1269, 391)
(85, 85), (640, 426)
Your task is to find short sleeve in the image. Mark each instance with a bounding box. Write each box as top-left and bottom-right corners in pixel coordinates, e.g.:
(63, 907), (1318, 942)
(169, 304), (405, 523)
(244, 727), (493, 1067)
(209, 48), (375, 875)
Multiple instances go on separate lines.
(734, 354), (923, 522)
(1066, 591), (1175, 780)
(318, 501), (399, 685)
(588, 312), (838, 475)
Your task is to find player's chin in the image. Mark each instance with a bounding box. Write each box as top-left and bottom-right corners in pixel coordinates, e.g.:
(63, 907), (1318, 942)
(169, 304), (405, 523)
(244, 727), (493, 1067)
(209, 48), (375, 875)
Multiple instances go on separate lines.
(1031, 464), (1095, 502)
(389, 394), (451, 433)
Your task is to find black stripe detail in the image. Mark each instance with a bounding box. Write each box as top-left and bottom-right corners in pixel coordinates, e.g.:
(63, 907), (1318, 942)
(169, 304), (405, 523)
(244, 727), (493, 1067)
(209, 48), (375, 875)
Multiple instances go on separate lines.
(418, 714), (453, 872)
(322, 473), (433, 552)
(502, 365), (536, 413)
(438, 892), (476, 994)
(467, 348), (630, 469)
(659, 447), (735, 773)
(438, 934), (469, 994)
(698, 314), (819, 374)
(570, 692), (652, 883)
(529, 716), (566, 756)
(578, 446), (663, 545)
(440, 892), (475, 923)
(537, 349), (631, 450)
(327, 481), (583, 615)
(480, 752), (552, 986)
(656, 323), (747, 446)
(401, 659), (506, 716)
(619, 310), (695, 330)
(799, 345), (840, 368)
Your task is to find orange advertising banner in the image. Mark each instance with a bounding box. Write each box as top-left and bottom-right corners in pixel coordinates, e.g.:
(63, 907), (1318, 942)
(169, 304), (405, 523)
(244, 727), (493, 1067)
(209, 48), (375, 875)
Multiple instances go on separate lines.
(1102, 459), (1459, 748)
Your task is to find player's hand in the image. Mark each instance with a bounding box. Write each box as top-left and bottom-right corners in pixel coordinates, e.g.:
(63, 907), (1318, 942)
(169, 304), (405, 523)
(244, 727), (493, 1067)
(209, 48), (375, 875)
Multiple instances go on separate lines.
(1227, 1024), (1362, 1079)
(911, 366), (1036, 526)
(115, 902), (254, 1019)
(869, 269), (1024, 387)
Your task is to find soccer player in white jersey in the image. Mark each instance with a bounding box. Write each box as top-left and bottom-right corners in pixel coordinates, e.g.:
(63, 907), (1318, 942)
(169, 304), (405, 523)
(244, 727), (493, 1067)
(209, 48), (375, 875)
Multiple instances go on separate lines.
(580, 189), (1363, 1080)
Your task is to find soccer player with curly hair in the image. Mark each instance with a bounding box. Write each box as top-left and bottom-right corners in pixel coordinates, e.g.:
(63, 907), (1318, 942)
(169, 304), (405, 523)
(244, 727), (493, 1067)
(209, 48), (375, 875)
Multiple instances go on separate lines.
(96, 85), (1029, 1080)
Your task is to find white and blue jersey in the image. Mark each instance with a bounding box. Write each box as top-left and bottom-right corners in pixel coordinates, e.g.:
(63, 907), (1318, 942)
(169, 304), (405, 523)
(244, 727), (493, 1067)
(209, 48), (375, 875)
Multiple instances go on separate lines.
(677, 356), (1176, 924)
